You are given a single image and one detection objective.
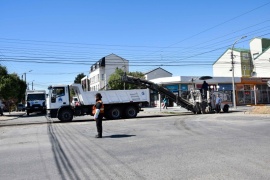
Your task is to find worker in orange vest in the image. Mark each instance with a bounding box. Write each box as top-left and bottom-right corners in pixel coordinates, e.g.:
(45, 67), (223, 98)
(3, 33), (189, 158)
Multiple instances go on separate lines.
(92, 93), (104, 138)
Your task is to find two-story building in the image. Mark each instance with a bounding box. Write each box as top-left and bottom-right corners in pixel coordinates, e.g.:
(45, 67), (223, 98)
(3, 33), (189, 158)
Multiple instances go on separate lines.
(144, 67), (172, 80)
(212, 37), (270, 105)
(213, 48), (252, 78)
(250, 38), (270, 77)
(82, 54), (129, 91)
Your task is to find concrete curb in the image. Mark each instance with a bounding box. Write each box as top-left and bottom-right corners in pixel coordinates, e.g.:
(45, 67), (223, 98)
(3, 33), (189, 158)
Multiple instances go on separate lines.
(0, 112), (26, 121)
(141, 106), (254, 115)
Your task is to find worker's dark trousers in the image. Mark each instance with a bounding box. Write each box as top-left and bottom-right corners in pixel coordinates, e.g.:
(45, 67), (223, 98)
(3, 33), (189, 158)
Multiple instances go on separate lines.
(96, 116), (103, 136)
(215, 104), (221, 113)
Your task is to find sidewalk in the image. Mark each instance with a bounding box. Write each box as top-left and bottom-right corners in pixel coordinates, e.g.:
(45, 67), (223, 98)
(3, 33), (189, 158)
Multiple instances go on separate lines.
(142, 105), (254, 114)
(0, 111), (26, 121)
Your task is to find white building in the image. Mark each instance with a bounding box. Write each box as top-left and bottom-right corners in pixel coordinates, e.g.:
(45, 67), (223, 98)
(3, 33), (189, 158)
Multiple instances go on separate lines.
(213, 48), (252, 77)
(87, 54), (129, 91)
(213, 37), (270, 78)
(250, 38), (270, 77)
(144, 67), (172, 80)
(81, 76), (90, 91)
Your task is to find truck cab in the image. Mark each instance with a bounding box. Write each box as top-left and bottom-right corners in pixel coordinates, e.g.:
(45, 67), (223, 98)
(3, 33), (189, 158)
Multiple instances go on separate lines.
(25, 90), (46, 115)
(47, 85), (72, 119)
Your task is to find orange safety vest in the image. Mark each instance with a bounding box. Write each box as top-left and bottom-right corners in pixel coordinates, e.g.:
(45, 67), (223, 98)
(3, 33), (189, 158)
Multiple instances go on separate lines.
(92, 100), (104, 115)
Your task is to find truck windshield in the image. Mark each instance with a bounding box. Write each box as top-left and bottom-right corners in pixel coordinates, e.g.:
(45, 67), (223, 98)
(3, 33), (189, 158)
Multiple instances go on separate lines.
(27, 94), (45, 101)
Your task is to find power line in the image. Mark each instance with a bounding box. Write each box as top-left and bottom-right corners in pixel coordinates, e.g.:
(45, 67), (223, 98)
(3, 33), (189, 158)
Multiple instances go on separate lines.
(1, 32), (269, 67)
(142, 2), (270, 57)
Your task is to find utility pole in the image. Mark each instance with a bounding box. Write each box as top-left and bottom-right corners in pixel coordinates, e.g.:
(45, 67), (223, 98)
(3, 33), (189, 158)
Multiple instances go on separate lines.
(231, 36), (247, 109)
(32, 80), (35, 90)
(24, 73), (26, 82)
(123, 63), (126, 90)
(23, 70), (32, 89)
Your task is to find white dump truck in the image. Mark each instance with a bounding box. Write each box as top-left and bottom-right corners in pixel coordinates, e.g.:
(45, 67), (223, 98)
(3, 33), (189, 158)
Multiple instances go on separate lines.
(46, 83), (150, 122)
(25, 90), (47, 115)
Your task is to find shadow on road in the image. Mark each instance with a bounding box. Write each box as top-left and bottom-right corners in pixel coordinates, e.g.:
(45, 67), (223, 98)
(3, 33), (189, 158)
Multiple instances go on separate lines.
(0, 113), (193, 127)
(103, 134), (136, 138)
(52, 114), (183, 124)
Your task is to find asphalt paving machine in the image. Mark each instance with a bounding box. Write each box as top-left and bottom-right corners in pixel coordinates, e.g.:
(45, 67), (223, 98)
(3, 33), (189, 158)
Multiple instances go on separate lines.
(122, 75), (229, 114)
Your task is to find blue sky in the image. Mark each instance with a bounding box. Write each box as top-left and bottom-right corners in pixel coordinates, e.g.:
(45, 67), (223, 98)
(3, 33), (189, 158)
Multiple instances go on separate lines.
(1, 0), (270, 90)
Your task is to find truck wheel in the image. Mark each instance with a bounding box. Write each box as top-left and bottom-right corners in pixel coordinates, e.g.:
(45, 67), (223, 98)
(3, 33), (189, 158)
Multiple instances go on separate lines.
(58, 109), (73, 122)
(200, 102), (207, 114)
(193, 103), (201, 114)
(108, 106), (121, 119)
(223, 104), (229, 113)
(124, 106), (137, 118)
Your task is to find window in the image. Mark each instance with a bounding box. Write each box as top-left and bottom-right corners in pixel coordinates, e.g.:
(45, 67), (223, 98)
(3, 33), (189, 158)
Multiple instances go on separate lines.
(101, 74), (104, 80)
(242, 53), (250, 61)
(27, 94), (45, 101)
(244, 85), (251, 90)
(52, 87), (65, 97)
(91, 77), (94, 84)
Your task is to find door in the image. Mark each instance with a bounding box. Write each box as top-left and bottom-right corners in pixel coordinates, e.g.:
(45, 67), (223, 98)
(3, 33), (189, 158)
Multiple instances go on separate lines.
(50, 86), (69, 109)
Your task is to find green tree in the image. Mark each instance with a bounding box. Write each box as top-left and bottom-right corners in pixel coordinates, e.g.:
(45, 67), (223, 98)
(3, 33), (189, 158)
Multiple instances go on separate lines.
(0, 65), (27, 112)
(108, 68), (145, 90)
(0, 65), (8, 76)
(71, 73), (86, 96)
(74, 73), (85, 83)
(108, 68), (125, 90)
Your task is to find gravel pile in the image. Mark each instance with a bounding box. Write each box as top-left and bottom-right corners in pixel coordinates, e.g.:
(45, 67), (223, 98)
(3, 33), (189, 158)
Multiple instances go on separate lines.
(249, 106), (270, 114)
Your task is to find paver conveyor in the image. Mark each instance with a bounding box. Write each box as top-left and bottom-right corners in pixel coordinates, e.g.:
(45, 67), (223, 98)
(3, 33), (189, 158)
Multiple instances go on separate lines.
(121, 75), (195, 112)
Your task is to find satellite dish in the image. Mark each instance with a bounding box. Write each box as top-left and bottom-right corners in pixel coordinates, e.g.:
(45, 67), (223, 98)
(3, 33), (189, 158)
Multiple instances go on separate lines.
(267, 80), (270, 87)
(251, 71), (256, 76)
(199, 76), (213, 80)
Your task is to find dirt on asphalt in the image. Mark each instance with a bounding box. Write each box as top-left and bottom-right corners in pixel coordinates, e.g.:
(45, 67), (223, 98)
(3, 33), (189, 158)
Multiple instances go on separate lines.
(249, 106), (270, 114)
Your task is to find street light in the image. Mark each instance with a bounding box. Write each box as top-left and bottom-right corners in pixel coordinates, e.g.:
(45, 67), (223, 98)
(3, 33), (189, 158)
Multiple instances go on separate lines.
(231, 36), (247, 109)
(23, 70), (32, 82)
(23, 70), (32, 89)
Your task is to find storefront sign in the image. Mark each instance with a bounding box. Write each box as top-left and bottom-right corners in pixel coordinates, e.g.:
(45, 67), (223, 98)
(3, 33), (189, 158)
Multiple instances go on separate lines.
(165, 84), (179, 93)
(241, 77), (266, 84)
(181, 84), (188, 91)
(262, 78), (270, 82)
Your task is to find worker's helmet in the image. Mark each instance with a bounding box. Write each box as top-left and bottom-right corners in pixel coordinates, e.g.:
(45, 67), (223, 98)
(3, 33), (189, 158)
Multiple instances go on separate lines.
(95, 93), (102, 99)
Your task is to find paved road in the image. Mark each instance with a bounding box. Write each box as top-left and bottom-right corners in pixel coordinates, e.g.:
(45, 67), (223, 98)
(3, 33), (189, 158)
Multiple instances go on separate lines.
(0, 110), (270, 179)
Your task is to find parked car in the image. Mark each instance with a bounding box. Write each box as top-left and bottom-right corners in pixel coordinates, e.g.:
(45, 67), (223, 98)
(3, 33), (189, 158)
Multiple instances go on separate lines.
(0, 107), (3, 116)
(17, 104), (26, 111)
(1, 102), (8, 112)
